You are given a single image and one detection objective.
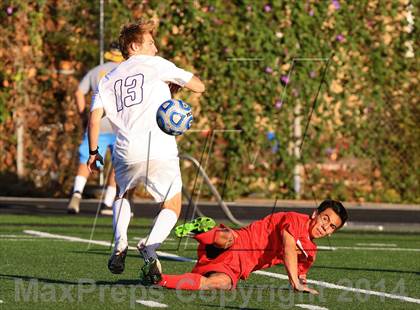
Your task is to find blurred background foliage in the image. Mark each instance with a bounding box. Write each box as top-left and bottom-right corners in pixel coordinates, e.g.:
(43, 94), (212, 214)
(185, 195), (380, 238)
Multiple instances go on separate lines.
(0, 0), (418, 203)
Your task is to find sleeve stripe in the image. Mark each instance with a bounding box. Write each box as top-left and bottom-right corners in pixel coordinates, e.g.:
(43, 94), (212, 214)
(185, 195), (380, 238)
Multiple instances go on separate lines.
(296, 239), (309, 258)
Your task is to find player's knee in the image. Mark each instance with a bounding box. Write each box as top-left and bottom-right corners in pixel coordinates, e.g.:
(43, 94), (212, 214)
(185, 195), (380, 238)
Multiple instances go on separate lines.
(201, 275), (232, 290)
(212, 279), (232, 290)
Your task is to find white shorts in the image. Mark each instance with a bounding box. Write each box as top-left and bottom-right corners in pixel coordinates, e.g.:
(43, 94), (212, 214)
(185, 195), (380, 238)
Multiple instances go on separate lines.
(114, 158), (182, 202)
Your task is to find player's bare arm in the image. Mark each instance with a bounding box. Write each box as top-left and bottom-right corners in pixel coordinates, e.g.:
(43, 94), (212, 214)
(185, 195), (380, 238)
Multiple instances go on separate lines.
(86, 108), (104, 172)
(168, 76), (205, 96)
(75, 89), (86, 114)
(184, 76), (205, 93)
(282, 230), (318, 295)
(282, 230), (300, 289)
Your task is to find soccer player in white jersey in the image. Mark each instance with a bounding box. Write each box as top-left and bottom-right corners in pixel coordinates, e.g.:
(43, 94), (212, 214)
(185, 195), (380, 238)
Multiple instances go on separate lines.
(67, 43), (123, 215)
(86, 20), (205, 281)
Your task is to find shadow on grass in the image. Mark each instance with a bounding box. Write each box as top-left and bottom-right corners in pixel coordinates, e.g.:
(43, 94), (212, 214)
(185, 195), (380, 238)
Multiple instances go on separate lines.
(0, 273), (161, 287)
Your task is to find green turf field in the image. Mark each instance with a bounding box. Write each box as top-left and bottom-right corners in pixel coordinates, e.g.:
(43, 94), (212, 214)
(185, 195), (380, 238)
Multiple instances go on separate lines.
(0, 214), (419, 309)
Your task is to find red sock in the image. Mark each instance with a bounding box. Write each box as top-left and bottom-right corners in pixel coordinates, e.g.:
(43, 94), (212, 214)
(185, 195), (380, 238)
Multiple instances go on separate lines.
(194, 227), (217, 244)
(159, 273), (202, 290)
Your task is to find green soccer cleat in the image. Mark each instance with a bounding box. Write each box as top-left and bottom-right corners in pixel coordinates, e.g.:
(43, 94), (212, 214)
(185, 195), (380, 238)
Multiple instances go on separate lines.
(175, 217), (216, 238)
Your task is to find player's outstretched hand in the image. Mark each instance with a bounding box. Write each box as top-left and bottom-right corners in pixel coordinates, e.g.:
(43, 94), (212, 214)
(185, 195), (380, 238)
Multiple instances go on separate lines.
(87, 154), (104, 173)
(302, 286), (319, 295)
(294, 283), (319, 295)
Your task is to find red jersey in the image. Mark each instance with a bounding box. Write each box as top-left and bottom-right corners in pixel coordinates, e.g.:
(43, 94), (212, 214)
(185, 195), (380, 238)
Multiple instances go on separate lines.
(233, 211), (317, 279)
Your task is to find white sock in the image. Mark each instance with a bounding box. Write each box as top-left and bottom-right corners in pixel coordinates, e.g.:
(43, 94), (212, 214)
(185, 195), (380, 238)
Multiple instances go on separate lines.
(145, 209), (178, 247)
(103, 186), (116, 207)
(113, 198), (131, 252)
(73, 176), (87, 194)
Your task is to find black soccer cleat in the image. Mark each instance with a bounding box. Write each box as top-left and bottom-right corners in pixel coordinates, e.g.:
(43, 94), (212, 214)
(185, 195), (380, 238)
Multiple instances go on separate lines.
(140, 258), (162, 285)
(108, 247), (128, 274)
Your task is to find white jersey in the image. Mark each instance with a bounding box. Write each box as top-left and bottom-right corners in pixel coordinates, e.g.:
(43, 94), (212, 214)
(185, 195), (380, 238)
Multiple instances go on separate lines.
(91, 55), (193, 164)
(79, 61), (119, 133)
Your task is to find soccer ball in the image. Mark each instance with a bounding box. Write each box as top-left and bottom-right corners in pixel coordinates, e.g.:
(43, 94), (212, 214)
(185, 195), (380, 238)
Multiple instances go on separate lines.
(156, 99), (193, 136)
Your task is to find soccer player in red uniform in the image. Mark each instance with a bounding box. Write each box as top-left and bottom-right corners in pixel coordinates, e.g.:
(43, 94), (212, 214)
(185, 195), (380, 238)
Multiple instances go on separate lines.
(152, 199), (347, 294)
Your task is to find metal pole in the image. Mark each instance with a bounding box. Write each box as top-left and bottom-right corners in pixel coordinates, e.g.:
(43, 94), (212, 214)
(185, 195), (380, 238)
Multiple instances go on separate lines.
(293, 102), (302, 198)
(99, 0), (104, 65)
(405, 2), (414, 58)
(98, 0), (105, 184)
(16, 115), (25, 178)
(179, 154), (245, 227)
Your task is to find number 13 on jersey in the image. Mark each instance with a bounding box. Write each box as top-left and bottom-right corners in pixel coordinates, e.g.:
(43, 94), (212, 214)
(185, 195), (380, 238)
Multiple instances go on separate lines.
(114, 73), (144, 112)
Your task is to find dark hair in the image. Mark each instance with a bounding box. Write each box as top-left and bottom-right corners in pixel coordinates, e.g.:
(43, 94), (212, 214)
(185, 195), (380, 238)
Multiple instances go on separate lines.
(317, 199), (348, 228)
(119, 20), (155, 59)
(109, 41), (120, 50)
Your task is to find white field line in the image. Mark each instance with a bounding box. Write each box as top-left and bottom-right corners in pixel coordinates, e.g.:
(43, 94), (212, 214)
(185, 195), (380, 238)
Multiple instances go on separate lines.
(356, 243), (397, 247)
(336, 246), (420, 252)
(136, 300), (168, 308)
(255, 270), (420, 304)
(318, 245), (419, 252)
(23, 230), (194, 263)
(0, 234), (32, 238)
(23, 230), (420, 305)
(317, 246), (335, 251)
(295, 304), (328, 310)
(132, 237), (175, 241)
(0, 238), (62, 241)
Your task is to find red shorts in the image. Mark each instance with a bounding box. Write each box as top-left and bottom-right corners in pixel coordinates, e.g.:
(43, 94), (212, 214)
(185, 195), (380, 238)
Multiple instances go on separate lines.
(191, 227), (242, 289)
